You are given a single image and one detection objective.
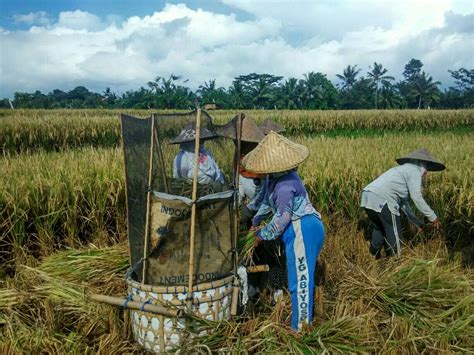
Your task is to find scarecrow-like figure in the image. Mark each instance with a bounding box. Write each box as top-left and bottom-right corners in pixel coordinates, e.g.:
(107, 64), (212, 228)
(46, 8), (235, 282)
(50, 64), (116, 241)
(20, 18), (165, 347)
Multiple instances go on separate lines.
(243, 132), (325, 331)
(171, 124), (224, 186)
(361, 148), (445, 258)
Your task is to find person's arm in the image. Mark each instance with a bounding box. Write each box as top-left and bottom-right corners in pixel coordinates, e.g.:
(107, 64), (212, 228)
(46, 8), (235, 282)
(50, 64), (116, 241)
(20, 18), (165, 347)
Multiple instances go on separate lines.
(252, 186), (272, 226)
(256, 186), (294, 241)
(173, 154), (181, 179)
(199, 150), (224, 184)
(400, 199), (424, 228)
(406, 171), (437, 222)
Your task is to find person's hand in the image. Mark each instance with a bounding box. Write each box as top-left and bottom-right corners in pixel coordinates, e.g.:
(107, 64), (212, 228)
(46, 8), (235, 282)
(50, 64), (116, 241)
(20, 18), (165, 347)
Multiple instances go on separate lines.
(253, 235), (262, 248)
(250, 225), (259, 232)
(431, 219), (441, 230)
(241, 206), (254, 229)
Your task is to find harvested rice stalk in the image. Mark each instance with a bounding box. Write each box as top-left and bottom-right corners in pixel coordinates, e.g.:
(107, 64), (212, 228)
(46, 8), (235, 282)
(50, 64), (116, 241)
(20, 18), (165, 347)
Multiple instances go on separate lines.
(37, 244), (129, 294)
(238, 231), (256, 265)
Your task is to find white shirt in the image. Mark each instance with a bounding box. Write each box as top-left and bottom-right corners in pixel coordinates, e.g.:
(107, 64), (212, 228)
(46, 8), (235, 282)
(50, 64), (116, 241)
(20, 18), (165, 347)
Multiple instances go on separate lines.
(173, 144), (224, 185)
(361, 163), (436, 222)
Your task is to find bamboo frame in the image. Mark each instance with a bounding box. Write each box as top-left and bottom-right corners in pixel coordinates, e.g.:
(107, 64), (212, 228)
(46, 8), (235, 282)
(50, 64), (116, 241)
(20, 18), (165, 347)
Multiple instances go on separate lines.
(127, 274), (234, 293)
(152, 113), (170, 194)
(141, 116), (155, 284)
(186, 108), (202, 309)
(230, 113), (243, 316)
(246, 264), (269, 273)
(119, 115), (132, 267)
(90, 293), (183, 317)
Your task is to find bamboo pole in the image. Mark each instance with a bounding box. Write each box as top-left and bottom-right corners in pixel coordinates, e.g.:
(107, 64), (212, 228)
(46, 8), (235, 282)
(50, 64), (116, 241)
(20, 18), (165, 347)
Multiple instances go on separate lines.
(246, 264), (269, 273)
(90, 294), (183, 318)
(186, 108), (202, 310)
(230, 113), (243, 316)
(152, 114), (170, 194)
(141, 116), (155, 284)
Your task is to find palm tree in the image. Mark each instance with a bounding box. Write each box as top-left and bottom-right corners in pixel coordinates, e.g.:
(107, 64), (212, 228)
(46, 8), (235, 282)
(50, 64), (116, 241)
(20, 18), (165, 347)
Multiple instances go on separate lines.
(336, 65), (361, 90)
(278, 77), (302, 109)
(410, 72), (441, 109)
(302, 72), (323, 108)
(379, 82), (400, 109)
(367, 62), (394, 108)
(228, 80), (247, 109)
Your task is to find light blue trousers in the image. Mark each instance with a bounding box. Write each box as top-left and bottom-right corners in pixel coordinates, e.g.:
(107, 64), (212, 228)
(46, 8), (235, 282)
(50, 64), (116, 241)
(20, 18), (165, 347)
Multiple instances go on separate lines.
(282, 214), (325, 331)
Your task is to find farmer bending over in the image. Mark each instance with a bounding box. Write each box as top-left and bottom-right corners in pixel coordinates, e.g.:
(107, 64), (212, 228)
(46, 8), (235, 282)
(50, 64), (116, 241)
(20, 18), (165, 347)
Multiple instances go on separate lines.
(243, 132), (325, 332)
(361, 148), (445, 258)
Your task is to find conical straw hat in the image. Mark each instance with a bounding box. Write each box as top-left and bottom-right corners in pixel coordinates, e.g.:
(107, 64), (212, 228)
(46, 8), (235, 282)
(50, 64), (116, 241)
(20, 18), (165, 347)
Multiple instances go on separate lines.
(241, 131), (309, 173)
(215, 115), (265, 143)
(260, 118), (285, 135)
(396, 148), (446, 171)
(170, 123), (217, 144)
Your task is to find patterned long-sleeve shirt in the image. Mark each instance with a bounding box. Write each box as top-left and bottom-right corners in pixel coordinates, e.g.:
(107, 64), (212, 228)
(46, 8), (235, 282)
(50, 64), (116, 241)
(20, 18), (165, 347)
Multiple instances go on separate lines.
(253, 171), (320, 240)
(173, 144), (224, 185)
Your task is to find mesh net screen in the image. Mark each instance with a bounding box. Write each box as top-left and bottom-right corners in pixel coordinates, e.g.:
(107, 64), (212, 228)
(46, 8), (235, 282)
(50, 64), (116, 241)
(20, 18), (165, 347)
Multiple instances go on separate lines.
(121, 111), (237, 285)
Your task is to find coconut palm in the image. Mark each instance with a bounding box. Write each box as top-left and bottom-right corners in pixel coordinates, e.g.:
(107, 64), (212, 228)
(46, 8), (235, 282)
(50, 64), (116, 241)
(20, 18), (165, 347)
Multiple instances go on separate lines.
(336, 65), (361, 90)
(411, 72), (441, 109)
(367, 62), (394, 108)
(278, 77), (302, 109)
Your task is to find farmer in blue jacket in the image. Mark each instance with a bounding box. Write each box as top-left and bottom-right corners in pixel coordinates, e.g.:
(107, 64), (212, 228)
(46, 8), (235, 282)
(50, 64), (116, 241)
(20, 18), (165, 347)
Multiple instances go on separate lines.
(361, 148), (445, 258)
(242, 132), (325, 331)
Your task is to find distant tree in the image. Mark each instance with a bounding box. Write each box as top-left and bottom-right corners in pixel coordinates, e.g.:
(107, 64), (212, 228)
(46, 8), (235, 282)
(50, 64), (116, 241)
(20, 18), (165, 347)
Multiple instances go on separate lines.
(147, 75), (196, 109)
(379, 82), (401, 109)
(336, 65), (361, 90)
(234, 73), (283, 109)
(367, 62), (394, 108)
(403, 58), (424, 81)
(302, 72), (338, 109)
(277, 77), (303, 109)
(228, 80), (248, 109)
(410, 72), (441, 109)
(448, 68), (474, 90)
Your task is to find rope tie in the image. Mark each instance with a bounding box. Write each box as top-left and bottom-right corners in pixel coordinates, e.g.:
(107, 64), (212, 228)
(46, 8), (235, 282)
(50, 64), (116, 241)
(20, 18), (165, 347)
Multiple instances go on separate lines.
(123, 293), (133, 309)
(141, 299), (152, 311)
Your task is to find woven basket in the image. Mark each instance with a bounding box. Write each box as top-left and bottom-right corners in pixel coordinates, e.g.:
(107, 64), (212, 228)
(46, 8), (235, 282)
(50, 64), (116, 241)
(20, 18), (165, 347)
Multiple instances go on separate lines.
(126, 275), (234, 353)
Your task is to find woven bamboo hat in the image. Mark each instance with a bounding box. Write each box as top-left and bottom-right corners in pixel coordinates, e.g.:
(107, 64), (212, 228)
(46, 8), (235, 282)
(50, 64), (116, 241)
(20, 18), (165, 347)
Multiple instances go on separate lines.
(241, 131), (309, 173)
(170, 123), (217, 144)
(215, 115), (265, 143)
(396, 148), (446, 171)
(260, 118), (285, 135)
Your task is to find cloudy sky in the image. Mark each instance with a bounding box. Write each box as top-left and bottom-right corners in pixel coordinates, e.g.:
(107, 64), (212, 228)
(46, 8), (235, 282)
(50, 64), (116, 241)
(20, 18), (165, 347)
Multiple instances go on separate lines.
(0, 0), (473, 97)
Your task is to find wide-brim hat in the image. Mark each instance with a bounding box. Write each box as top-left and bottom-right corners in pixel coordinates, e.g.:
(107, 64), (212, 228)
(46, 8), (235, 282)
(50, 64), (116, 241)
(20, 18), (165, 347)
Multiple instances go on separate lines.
(241, 131), (309, 173)
(396, 148), (446, 171)
(215, 115), (265, 143)
(260, 118), (285, 135)
(169, 123), (217, 144)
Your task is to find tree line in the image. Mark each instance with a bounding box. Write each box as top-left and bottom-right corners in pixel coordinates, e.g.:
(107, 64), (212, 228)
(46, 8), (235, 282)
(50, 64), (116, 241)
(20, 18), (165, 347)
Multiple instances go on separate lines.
(1, 58), (472, 110)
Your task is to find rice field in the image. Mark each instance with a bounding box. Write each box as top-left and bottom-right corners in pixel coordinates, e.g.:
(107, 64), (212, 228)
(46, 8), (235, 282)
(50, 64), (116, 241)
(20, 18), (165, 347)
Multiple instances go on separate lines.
(1, 109), (473, 353)
(1, 109), (473, 153)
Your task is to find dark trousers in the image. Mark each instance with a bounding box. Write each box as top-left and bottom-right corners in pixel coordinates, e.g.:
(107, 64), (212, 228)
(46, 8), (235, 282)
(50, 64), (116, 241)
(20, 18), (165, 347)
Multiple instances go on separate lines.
(364, 205), (402, 257)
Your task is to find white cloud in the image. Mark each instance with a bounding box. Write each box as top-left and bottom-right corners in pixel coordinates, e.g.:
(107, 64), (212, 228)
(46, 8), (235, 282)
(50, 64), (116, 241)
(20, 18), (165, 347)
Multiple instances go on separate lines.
(12, 11), (51, 26)
(56, 10), (104, 31)
(1, 2), (473, 97)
